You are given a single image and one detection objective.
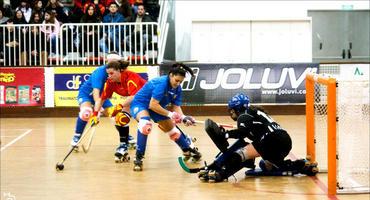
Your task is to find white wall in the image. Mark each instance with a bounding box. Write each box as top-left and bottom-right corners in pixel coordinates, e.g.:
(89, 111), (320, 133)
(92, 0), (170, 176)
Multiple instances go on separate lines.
(175, 0), (369, 61)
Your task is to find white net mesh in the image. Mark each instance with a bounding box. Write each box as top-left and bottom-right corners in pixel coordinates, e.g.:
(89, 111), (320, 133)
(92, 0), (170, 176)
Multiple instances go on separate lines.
(314, 78), (370, 193)
(337, 80), (369, 193)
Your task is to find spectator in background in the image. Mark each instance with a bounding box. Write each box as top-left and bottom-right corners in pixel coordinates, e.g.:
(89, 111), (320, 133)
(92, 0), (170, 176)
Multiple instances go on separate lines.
(125, 3), (153, 54)
(0, 8), (10, 24)
(1, 20), (23, 65)
(30, 11), (43, 24)
(16, 0), (32, 23)
(99, 2), (125, 53)
(41, 10), (60, 56)
(143, 0), (159, 21)
(13, 10), (28, 24)
(32, 0), (45, 19)
(27, 25), (48, 65)
(118, 0), (133, 19)
(80, 4), (101, 56)
(45, 0), (68, 24)
(83, 0), (106, 19)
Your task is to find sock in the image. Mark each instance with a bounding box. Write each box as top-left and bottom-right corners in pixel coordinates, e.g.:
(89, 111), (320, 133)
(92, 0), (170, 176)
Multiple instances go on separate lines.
(115, 125), (129, 143)
(75, 117), (87, 135)
(176, 133), (191, 150)
(136, 116), (150, 157)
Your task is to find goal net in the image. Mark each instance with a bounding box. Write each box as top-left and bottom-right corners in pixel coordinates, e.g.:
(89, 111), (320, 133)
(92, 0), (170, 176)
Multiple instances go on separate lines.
(306, 71), (369, 195)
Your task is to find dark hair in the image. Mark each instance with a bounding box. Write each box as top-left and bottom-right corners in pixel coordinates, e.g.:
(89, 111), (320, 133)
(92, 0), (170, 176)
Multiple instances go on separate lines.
(168, 63), (194, 77)
(107, 59), (129, 71)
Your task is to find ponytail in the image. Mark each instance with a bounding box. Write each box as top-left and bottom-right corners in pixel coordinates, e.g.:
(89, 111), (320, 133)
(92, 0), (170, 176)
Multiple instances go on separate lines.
(168, 63), (194, 77)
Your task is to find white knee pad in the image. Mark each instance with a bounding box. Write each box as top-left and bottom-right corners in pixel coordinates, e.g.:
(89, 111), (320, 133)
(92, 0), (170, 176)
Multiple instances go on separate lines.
(79, 107), (93, 121)
(166, 127), (181, 141)
(138, 119), (152, 135)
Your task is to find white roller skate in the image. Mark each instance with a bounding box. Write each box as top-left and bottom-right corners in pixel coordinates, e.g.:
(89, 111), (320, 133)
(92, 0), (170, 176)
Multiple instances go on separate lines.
(115, 143), (130, 163)
(70, 133), (82, 152)
(128, 135), (137, 150)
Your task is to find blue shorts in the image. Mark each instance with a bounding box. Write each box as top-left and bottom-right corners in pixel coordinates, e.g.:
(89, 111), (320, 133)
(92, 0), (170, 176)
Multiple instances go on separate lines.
(77, 92), (113, 109)
(130, 103), (169, 123)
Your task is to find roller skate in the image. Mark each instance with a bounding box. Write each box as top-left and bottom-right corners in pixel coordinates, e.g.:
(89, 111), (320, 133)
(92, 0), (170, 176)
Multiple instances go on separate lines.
(183, 147), (202, 162)
(115, 143), (130, 163)
(133, 153), (144, 171)
(198, 169), (210, 182)
(182, 134), (202, 162)
(70, 133), (82, 152)
(208, 170), (227, 183)
(299, 159), (319, 176)
(128, 135), (136, 150)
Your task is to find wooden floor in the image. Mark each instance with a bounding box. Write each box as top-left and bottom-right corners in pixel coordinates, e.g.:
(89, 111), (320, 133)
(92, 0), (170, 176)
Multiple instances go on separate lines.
(1, 116), (369, 200)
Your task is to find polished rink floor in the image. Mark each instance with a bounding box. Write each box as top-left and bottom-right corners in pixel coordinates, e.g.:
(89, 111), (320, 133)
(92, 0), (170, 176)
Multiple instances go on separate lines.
(1, 116), (369, 200)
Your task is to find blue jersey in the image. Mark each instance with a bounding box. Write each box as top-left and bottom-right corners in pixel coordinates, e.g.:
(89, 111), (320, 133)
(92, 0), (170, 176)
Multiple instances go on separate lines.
(133, 75), (182, 109)
(78, 65), (108, 97)
(77, 65), (112, 108)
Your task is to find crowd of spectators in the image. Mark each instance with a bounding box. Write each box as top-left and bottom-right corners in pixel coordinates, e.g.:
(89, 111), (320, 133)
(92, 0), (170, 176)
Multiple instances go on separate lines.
(0, 0), (160, 65)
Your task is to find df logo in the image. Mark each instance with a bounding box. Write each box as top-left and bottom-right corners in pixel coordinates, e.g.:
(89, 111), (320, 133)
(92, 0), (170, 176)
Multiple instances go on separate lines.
(66, 75), (90, 90)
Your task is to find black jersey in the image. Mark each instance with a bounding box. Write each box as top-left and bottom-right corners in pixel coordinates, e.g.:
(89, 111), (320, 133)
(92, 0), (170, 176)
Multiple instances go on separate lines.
(226, 106), (285, 142)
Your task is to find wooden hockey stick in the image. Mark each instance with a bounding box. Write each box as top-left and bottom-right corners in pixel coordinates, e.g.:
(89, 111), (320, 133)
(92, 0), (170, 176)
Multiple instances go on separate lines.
(81, 124), (97, 153)
(194, 120), (236, 128)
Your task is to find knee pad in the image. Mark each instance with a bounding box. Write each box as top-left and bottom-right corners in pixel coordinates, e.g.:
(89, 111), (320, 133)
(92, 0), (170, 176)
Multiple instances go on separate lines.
(166, 127), (181, 141)
(138, 119), (152, 135)
(235, 147), (248, 162)
(115, 111), (131, 127)
(79, 107), (93, 121)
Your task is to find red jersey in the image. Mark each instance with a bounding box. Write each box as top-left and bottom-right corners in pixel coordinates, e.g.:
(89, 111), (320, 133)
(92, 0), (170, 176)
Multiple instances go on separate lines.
(101, 70), (146, 100)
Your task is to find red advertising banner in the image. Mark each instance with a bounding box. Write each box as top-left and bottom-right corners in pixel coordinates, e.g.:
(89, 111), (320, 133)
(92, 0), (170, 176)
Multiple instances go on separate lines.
(0, 68), (45, 107)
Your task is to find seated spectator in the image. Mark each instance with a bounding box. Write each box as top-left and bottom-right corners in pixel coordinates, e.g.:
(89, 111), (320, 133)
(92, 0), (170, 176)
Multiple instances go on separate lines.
(32, 0), (45, 19)
(30, 11), (43, 24)
(16, 0), (33, 23)
(118, 0), (133, 19)
(13, 10), (28, 24)
(125, 3), (154, 54)
(83, 0), (106, 19)
(99, 2), (125, 53)
(1, 19), (27, 66)
(0, 8), (10, 24)
(27, 25), (48, 65)
(45, 0), (68, 24)
(79, 4), (102, 56)
(143, 0), (159, 21)
(41, 10), (60, 55)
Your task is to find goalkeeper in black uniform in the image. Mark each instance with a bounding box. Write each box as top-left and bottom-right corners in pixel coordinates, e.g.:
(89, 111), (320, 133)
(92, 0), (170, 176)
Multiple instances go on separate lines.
(199, 93), (318, 183)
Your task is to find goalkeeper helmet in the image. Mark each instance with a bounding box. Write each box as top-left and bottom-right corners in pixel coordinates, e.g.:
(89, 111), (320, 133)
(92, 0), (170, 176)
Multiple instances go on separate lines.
(228, 93), (250, 113)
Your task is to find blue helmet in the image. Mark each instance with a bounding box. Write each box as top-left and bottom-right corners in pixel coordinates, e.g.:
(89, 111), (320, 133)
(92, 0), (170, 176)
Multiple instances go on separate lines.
(228, 93), (250, 112)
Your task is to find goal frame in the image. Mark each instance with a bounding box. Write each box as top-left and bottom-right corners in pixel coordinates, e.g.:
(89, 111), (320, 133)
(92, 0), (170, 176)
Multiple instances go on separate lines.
(306, 72), (337, 195)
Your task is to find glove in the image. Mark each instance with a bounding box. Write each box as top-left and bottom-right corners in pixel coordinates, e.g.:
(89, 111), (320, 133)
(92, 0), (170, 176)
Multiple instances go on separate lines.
(110, 104), (123, 117)
(182, 115), (195, 126)
(90, 111), (100, 125)
(167, 111), (182, 124)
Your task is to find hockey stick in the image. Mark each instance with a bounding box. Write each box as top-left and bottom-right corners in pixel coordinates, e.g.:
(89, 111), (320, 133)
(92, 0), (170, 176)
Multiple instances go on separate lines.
(55, 122), (96, 171)
(194, 120), (236, 129)
(177, 157), (204, 173)
(81, 124), (97, 153)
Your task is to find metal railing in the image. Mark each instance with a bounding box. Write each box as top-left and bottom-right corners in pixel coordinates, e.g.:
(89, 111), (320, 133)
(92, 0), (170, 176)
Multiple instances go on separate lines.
(1, 22), (159, 66)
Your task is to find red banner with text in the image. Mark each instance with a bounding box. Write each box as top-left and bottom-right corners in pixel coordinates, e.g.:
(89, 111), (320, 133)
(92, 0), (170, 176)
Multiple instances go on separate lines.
(0, 68), (45, 107)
